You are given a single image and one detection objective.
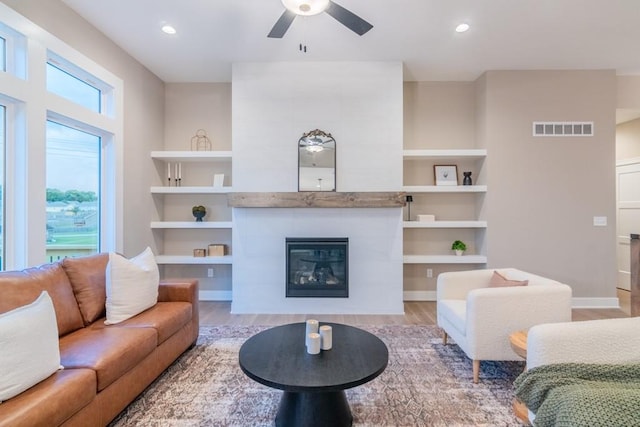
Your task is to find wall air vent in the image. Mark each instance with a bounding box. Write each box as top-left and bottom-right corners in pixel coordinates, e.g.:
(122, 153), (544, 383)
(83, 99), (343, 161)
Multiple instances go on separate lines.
(533, 121), (594, 137)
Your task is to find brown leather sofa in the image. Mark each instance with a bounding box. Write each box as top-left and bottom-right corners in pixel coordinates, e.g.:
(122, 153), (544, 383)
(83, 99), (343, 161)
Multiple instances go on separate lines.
(0, 253), (199, 427)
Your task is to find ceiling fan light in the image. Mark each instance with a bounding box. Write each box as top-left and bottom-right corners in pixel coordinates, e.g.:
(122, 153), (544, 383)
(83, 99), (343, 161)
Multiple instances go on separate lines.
(281, 0), (330, 16)
(455, 23), (470, 33)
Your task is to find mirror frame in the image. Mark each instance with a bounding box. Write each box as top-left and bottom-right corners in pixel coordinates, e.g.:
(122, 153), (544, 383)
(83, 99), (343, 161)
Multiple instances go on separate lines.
(298, 129), (336, 192)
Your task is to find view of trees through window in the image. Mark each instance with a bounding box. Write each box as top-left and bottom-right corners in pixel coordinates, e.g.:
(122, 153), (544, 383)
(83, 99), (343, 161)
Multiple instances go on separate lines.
(46, 120), (100, 262)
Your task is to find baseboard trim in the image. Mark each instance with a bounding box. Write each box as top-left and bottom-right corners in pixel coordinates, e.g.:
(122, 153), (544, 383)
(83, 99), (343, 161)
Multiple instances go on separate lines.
(571, 297), (620, 309)
(402, 293), (621, 309)
(403, 291), (436, 301)
(199, 290), (232, 301)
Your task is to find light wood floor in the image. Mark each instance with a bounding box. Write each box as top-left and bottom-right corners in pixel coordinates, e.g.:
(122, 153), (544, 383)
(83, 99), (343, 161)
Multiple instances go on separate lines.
(199, 289), (631, 326)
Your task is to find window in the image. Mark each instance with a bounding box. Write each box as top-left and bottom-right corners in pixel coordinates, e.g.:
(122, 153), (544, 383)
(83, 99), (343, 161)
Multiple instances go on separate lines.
(0, 36), (5, 72)
(47, 61), (101, 112)
(46, 120), (100, 262)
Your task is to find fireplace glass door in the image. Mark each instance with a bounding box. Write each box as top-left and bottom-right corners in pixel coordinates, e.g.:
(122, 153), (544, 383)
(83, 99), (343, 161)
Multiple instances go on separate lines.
(286, 238), (348, 297)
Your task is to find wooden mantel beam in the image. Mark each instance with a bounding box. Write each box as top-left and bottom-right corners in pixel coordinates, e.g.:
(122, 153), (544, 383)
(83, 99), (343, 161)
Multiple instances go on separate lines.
(227, 192), (406, 208)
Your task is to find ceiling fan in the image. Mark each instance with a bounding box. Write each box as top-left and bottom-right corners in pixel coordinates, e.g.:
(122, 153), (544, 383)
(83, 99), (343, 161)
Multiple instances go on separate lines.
(268, 0), (373, 38)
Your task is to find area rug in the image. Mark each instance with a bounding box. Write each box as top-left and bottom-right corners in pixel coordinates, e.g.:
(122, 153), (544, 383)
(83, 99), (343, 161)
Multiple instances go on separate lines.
(110, 325), (526, 426)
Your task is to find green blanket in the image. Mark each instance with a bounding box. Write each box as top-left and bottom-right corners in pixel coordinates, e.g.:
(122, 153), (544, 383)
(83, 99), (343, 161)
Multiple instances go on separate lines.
(514, 363), (640, 427)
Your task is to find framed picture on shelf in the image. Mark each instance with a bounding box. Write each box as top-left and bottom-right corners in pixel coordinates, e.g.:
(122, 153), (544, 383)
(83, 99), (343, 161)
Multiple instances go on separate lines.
(434, 165), (458, 186)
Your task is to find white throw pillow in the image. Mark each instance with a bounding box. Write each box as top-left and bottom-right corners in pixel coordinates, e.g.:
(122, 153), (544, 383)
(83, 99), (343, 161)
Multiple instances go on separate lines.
(105, 247), (159, 325)
(0, 291), (63, 403)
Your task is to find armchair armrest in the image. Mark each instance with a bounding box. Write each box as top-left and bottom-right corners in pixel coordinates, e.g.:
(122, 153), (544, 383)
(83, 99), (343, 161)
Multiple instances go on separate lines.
(158, 279), (198, 304)
(527, 317), (640, 369)
(437, 269), (495, 300)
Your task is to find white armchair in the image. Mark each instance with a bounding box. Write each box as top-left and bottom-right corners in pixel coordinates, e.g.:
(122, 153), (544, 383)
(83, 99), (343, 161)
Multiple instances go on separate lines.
(436, 268), (572, 383)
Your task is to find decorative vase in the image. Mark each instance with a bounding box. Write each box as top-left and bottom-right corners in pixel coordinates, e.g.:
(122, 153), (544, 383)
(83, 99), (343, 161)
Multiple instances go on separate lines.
(455, 250), (464, 256)
(462, 172), (472, 186)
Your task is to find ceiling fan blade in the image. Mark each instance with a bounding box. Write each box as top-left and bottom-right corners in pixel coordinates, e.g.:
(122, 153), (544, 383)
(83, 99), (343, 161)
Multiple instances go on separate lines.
(268, 10), (297, 38)
(325, 1), (373, 36)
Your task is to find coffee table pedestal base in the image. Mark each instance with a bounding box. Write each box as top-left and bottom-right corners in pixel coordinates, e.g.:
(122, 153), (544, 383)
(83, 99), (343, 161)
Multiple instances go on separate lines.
(276, 391), (353, 427)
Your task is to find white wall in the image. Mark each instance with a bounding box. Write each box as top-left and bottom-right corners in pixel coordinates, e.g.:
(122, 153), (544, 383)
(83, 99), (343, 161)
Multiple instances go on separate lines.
(231, 62), (404, 314)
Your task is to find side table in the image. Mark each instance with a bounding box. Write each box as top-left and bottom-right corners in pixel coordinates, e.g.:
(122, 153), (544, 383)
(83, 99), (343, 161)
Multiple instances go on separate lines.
(509, 330), (529, 425)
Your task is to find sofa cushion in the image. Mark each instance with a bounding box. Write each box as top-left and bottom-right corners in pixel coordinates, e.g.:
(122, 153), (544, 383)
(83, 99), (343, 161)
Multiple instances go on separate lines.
(438, 299), (467, 335)
(59, 325), (157, 391)
(114, 301), (192, 344)
(62, 253), (109, 325)
(0, 263), (84, 337)
(0, 369), (95, 427)
(0, 292), (62, 403)
(105, 247), (159, 325)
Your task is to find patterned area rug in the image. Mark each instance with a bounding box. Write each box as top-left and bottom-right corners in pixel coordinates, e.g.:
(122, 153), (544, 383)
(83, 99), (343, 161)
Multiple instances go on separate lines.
(110, 325), (526, 426)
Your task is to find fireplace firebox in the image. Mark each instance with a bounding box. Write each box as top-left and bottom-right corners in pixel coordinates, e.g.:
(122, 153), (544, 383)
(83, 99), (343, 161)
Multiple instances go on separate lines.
(286, 238), (349, 298)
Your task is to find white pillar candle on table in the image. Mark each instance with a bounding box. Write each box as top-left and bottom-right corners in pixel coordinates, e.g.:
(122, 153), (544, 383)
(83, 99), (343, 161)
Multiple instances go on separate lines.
(319, 325), (332, 350)
(306, 333), (321, 354)
(306, 319), (319, 335)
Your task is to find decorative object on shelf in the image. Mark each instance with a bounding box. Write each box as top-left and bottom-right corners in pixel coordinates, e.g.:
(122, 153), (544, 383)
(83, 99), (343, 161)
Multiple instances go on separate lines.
(192, 205), (207, 222)
(417, 214), (435, 222)
(434, 165), (458, 186)
(213, 173), (224, 187)
(190, 129), (212, 151)
(298, 129), (336, 192)
(207, 244), (226, 257)
(451, 240), (467, 256)
(405, 195), (413, 221)
(167, 162), (182, 186)
(193, 248), (206, 257)
(463, 171), (473, 186)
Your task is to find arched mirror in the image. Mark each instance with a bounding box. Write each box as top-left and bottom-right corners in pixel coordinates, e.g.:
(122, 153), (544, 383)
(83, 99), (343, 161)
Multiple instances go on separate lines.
(298, 129), (336, 192)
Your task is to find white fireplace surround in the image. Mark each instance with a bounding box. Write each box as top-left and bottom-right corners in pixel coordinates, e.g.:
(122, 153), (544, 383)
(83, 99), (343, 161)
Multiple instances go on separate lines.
(231, 61), (404, 314)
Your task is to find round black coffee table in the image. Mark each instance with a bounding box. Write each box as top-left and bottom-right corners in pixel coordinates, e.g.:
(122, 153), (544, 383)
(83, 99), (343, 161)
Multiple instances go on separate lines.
(238, 322), (388, 427)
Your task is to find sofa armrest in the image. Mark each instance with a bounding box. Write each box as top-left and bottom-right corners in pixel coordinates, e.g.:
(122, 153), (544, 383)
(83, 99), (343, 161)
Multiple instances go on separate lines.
(437, 269), (495, 300)
(527, 317), (640, 369)
(158, 279), (198, 303)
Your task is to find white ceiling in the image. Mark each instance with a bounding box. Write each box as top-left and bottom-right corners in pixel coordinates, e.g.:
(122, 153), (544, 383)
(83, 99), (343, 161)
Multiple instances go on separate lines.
(60, 0), (640, 84)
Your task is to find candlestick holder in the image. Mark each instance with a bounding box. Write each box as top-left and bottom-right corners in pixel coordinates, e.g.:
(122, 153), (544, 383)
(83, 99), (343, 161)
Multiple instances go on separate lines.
(405, 195), (413, 221)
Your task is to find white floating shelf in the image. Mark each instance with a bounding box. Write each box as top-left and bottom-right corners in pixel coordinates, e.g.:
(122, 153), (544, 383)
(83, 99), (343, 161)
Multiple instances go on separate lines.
(150, 186), (233, 194)
(151, 151), (232, 162)
(403, 149), (487, 159)
(150, 221), (233, 229)
(402, 185), (487, 193)
(403, 255), (488, 264)
(403, 221), (487, 229)
(155, 255), (233, 265)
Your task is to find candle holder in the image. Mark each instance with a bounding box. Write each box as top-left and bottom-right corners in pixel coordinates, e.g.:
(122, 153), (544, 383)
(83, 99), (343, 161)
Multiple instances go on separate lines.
(405, 195), (413, 221)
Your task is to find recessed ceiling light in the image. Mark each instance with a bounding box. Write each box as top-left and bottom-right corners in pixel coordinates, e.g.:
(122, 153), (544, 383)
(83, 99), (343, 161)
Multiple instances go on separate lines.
(455, 23), (470, 33)
(161, 25), (177, 35)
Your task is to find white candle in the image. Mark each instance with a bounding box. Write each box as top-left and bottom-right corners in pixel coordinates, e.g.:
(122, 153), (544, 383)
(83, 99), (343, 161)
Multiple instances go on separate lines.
(178, 162), (182, 179)
(175, 163), (178, 181)
(167, 162), (171, 179)
(306, 333), (321, 355)
(320, 325), (332, 350)
(306, 319), (319, 336)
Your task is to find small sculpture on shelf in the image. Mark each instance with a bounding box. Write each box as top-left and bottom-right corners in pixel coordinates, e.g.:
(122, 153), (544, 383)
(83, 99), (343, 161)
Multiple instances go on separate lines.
(463, 171), (472, 186)
(190, 129), (212, 151)
(192, 205), (207, 222)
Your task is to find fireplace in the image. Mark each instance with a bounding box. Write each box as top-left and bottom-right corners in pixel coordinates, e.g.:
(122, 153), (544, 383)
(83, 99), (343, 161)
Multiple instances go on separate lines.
(286, 238), (349, 298)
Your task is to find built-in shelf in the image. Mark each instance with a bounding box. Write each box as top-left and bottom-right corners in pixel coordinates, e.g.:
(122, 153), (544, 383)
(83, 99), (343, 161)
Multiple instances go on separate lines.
(403, 149), (487, 159)
(150, 221), (233, 229)
(155, 255), (233, 265)
(403, 221), (487, 229)
(150, 186), (233, 194)
(403, 255), (488, 264)
(150, 151), (232, 162)
(402, 185), (487, 193)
